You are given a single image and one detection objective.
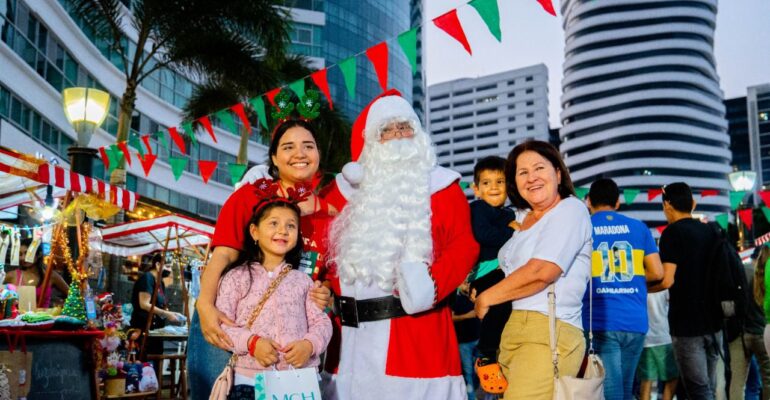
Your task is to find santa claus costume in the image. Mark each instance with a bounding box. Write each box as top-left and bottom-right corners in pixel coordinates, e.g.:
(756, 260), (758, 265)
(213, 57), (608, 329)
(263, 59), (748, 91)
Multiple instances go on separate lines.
(324, 92), (479, 400)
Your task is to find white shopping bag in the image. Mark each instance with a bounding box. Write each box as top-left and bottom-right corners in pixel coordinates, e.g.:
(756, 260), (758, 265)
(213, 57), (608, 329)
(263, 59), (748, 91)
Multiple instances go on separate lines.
(255, 368), (321, 400)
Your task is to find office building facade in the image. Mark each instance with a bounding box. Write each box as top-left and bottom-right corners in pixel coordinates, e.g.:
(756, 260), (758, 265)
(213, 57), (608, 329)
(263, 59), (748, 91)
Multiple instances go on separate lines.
(748, 84), (770, 189)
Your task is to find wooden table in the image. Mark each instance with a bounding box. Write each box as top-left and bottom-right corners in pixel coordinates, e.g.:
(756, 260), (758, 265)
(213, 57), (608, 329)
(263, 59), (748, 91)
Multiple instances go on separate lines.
(146, 332), (188, 400)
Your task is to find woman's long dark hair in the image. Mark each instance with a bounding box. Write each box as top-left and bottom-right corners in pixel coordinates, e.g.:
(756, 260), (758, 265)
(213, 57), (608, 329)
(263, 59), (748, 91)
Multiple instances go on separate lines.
(221, 200), (304, 293)
(267, 119), (320, 179)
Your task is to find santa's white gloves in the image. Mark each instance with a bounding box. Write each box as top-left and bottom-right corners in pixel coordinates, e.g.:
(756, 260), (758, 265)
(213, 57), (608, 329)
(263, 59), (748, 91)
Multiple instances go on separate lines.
(235, 164), (270, 190)
(395, 261), (436, 314)
(334, 161), (363, 200)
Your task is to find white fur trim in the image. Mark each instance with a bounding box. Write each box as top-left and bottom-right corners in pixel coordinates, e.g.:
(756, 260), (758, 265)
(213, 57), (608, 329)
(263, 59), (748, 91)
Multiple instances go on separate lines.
(364, 96), (420, 140)
(396, 261), (435, 314)
(335, 173), (357, 200)
(430, 167), (461, 194)
(341, 162), (364, 186)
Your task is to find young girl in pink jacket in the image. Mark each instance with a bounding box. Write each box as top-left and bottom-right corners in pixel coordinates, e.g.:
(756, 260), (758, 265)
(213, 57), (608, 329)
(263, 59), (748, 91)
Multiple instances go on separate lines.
(215, 182), (332, 399)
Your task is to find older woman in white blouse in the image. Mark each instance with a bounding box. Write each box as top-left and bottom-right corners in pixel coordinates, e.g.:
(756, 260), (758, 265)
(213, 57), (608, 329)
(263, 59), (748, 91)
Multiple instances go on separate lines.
(475, 140), (592, 399)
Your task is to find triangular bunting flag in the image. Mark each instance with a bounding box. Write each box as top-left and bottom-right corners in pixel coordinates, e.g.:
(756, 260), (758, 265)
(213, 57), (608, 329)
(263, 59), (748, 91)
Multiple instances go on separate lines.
(623, 189), (640, 205)
(266, 88), (281, 106)
(199, 116), (217, 143)
(310, 70), (333, 109)
(141, 135), (153, 155)
(459, 182), (470, 190)
(183, 122), (197, 149)
(397, 28), (418, 75)
(198, 160), (218, 184)
(169, 157), (188, 181)
(729, 191), (747, 210)
(648, 189), (662, 201)
(289, 79), (306, 99)
(99, 147), (109, 171)
(215, 109), (238, 134)
(700, 189), (718, 198)
(106, 145), (122, 174)
(715, 214), (729, 231)
(128, 135), (144, 156)
(117, 141), (132, 166)
(656, 225), (667, 235)
(469, 0), (502, 42)
(575, 187), (588, 200)
(168, 127), (187, 155)
(760, 190), (770, 208)
(138, 153), (157, 177)
(537, 0), (557, 16)
(339, 56), (357, 99)
(228, 163), (248, 186)
(366, 42), (389, 91)
(762, 207), (770, 224)
(156, 130), (168, 152)
(738, 208), (753, 230)
(231, 103), (252, 134)
(248, 97), (269, 129)
(433, 9), (472, 55)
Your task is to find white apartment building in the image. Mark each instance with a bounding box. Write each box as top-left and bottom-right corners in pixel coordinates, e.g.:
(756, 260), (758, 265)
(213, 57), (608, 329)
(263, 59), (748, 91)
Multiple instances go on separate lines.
(427, 64), (549, 183)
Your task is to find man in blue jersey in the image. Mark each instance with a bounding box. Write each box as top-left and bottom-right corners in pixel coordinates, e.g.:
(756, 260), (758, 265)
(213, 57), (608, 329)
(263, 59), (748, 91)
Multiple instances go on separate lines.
(584, 178), (664, 400)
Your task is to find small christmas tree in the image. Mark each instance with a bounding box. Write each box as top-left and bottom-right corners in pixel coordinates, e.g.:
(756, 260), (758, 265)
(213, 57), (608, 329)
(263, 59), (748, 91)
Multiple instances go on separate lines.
(62, 281), (86, 321)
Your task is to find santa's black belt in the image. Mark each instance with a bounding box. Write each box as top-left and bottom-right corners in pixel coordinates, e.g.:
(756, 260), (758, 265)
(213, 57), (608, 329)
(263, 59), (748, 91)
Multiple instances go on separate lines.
(335, 295), (407, 328)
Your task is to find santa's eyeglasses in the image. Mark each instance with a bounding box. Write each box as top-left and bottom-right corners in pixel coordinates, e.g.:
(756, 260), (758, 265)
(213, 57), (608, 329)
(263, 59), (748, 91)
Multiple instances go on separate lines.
(380, 122), (414, 139)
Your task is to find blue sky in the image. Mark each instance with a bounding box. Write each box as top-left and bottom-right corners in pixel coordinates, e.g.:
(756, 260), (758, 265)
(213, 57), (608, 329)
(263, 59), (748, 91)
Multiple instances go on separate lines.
(425, 0), (770, 127)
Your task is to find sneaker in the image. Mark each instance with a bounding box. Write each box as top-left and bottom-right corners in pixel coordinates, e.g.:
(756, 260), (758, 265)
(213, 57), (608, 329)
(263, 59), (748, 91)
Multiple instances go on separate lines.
(475, 358), (508, 394)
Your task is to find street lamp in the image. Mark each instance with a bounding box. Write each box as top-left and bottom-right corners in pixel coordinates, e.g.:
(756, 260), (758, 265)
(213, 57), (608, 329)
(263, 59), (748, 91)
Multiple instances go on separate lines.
(729, 170), (757, 250)
(62, 87), (111, 147)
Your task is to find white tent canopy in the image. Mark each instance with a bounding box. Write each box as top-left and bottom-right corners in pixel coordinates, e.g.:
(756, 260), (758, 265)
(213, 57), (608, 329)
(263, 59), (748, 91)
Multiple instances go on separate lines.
(100, 214), (214, 257)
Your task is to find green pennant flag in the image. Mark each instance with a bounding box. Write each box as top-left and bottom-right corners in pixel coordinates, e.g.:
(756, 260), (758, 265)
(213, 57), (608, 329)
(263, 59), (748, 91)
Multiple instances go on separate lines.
(249, 97), (269, 129)
(729, 190), (747, 210)
(397, 28), (418, 75)
(215, 109), (238, 134)
(128, 135), (144, 156)
(715, 214), (729, 231)
(762, 207), (770, 224)
(469, 0), (502, 42)
(289, 79), (305, 98)
(228, 163), (248, 186)
(105, 145), (122, 174)
(169, 157), (188, 181)
(338, 56), (357, 99)
(156, 130), (168, 152)
(459, 181), (470, 190)
(182, 122), (197, 149)
(575, 187), (589, 200)
(622, 189), (640, 205)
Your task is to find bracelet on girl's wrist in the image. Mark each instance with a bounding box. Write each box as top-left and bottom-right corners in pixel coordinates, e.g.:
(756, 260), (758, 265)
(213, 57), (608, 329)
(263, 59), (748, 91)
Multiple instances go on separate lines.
(247, 335), (261, 355)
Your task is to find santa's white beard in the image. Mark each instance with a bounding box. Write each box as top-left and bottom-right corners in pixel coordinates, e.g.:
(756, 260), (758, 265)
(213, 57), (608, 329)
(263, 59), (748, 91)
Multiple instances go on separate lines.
(330, 133), (435, 291)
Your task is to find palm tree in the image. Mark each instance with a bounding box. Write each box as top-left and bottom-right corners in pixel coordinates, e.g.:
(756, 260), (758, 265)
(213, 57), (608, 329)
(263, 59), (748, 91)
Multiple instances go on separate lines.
(70, 0), (299, 187)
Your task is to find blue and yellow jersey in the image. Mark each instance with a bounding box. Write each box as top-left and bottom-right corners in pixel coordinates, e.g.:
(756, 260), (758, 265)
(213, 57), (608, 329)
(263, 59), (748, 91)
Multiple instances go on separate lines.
(582, 211), (658, 333)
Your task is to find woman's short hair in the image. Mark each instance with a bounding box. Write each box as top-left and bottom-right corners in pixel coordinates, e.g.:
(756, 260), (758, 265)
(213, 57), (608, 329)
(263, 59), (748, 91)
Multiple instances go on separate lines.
(505, 140), (576, 209)
(267, 119), (319, 179)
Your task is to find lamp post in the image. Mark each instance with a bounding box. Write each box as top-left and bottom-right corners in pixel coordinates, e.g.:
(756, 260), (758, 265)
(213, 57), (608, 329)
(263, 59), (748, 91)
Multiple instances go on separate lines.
(62, 87), (111, 177)
(729, 170), (757, 250)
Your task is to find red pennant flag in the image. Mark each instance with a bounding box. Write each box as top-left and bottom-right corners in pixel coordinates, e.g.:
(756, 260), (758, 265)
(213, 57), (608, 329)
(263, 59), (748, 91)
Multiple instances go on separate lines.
(199, 116), (217, 143)
(231, 103), (251, 133)
(366, 42), (389, 91)
(198, 160), (218, 184)
(700, 189), (718, 198)
(656, 225), (667, 235)
(311, 69), (333, 109)
(138, 153), (157, 177)
(738, 208), (754, 230)
(760, 190), (770, 208)
(99, 147), (109, 170)
(433, 9), (472, 55)
(168, 127), (187, 155)
(648, 188), (663, 201)
(141, 135), (153, 155)
(117, 141), (132, 166)
(536, 0), (556, 16)
(266, 88), (281, 106)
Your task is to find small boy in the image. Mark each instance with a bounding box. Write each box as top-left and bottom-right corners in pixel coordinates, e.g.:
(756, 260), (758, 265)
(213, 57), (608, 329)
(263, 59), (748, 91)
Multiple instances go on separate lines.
(467, 156), (516, 394)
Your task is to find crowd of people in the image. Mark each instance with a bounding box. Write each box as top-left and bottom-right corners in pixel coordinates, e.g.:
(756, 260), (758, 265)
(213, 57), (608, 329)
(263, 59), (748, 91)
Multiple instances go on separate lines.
(182, 91), (769, 400)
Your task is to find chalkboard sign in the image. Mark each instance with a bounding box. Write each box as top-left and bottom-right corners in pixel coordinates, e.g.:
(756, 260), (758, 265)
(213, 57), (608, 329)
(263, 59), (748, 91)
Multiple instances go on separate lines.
(26, 341), (93, 400)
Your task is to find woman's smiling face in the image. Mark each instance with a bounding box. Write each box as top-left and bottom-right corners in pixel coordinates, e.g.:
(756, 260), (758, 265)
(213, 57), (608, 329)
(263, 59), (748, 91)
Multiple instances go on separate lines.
(514, 150), (561, 210)
(271, 126), (320, 185)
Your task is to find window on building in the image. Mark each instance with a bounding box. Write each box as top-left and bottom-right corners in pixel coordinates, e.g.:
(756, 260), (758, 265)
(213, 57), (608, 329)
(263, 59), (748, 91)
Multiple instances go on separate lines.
(434, 128), (450, 135)
(432, 93), (450, 101)
(477, 120), (496, 127)
(454, 159), (474, 166)
(508, 104), (516, 110)
(526, 101), (534, 106)
(454, 100), (472, 108)
(455, 136), (473, 143)
(477, 132), (497, 139)
(760, 112), (769, 122)
(456, 112), (473, 119)
(508, 116), (516, 122)
(526, 76), (533, 81)
(477, 84), (496, 91)
(527, 113), (534, 118)
(477, 144), (498, 151)
(455, 123), (473, 131)
(477, 108), (496, 115)
(527, 125), (535, 130)
(435, 139), (450, 145)
(430, 105), (449, 112)
(476, 96), (497, 104)
(455, 89), (472, 96)
(526, 88), (533, 94)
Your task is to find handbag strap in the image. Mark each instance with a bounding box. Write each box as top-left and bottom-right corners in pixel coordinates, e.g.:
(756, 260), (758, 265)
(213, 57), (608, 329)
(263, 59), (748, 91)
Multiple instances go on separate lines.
(548, 275), (594, 378)
(246, 264), (292, 329)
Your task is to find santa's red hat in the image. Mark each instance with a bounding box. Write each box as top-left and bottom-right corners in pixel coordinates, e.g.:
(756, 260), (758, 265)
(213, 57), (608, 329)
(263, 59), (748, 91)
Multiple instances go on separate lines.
(350, 89), (420, 161)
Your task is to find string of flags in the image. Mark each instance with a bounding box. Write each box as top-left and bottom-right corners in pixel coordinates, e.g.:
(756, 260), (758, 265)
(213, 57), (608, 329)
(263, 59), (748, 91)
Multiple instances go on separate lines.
(97, 0), (556, 186)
